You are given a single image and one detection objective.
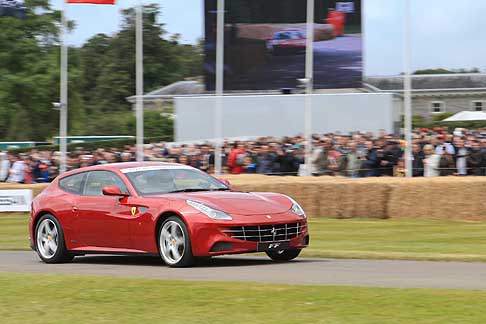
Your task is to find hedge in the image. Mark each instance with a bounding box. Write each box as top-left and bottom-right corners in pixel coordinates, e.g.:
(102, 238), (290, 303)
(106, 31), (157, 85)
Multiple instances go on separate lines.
(5, 136), (173, 154)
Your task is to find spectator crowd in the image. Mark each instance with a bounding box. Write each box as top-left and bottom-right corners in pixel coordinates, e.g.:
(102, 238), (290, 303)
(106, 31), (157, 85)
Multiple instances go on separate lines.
(2, 127), (486, 184)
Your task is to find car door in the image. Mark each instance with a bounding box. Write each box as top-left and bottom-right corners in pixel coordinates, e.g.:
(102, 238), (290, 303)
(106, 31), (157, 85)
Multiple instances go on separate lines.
(73, 170), (133, 249)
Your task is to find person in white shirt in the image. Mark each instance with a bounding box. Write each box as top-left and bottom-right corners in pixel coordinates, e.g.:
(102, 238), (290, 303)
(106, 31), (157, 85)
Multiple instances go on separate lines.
(0, 152), (10, 182)
(6, 154), (25, 183)
(423, 144), (440, 177)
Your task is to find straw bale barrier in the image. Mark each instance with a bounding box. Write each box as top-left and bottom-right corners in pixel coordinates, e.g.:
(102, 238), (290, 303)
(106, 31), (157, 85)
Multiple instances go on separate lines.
(3, 176), (486, 220)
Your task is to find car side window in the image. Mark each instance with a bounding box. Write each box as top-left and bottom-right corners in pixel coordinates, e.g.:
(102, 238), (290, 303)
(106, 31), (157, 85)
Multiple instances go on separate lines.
(59, 173), (86, 195)
(84, 171), (129, 197)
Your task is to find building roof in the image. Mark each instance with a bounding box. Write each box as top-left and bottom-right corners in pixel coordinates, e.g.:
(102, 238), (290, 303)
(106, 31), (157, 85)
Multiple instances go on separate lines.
(127, 81), (205, 102)
(366, 74), (486, 91)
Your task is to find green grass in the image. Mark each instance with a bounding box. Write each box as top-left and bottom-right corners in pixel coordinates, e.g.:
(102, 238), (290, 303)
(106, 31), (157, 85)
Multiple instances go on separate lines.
(2, 213), (486, 262)
(1, 273), (486, 324)
(0, 213), (29, 251)
(303, 218), (486, 262)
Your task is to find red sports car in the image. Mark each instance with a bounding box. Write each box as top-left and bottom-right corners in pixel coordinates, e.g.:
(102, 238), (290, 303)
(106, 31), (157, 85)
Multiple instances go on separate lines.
(266, 29), (306, 55)
(29, 162), (309, 267)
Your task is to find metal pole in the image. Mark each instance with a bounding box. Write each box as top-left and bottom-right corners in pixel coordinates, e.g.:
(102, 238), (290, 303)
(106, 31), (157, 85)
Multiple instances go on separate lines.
(135, 2), (144, 162)
(59, 3), (68, 174)
(214, 0), (224, 175)
(404, 0), (412, 177)
(304, 0), (315, 176)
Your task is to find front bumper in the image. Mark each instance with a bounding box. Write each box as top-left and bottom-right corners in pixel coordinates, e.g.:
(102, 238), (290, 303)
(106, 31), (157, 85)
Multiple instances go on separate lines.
(189, 212), (309, 257)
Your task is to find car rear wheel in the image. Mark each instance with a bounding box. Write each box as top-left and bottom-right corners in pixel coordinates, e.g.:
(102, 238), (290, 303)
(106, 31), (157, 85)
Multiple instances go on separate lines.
(158, 216), (195, 267)
(266, 248), (301, 261)
(35, 214), (73, 263)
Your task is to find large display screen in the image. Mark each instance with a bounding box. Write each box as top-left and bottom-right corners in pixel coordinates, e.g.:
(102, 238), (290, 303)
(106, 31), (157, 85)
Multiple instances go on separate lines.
(204, 0), (362, 91)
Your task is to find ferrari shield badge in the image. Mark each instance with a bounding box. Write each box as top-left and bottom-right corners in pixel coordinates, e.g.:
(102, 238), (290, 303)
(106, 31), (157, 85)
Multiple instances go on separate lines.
(131, 207), (137, 216)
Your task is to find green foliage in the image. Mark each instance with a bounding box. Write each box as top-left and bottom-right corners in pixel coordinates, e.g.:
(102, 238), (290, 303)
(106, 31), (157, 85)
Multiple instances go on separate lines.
(0, 3), (200, 141)
(6, 134), (173, 155)
(414, 68), (481, 74)
(430, 112), (455, 122)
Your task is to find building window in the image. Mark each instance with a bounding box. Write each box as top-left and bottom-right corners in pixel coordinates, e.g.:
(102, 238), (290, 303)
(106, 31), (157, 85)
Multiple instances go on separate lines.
(430, 101), (445, 113)
(471, 101), (485, 111)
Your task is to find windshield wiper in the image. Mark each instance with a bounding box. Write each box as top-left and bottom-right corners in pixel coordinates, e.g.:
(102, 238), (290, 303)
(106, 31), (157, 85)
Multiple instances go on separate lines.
(168, 188), (231, 193)
(168, 188), (211, 193)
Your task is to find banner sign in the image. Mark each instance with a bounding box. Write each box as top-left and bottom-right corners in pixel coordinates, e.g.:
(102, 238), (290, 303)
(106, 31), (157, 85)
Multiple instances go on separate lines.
(0, 0), (26, 19)
(336, 2), (355, 13)
(0, 189), (32, 212)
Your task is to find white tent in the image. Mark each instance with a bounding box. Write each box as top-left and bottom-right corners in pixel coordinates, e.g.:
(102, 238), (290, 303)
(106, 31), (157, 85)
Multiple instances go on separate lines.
(442, 111), (486, 122)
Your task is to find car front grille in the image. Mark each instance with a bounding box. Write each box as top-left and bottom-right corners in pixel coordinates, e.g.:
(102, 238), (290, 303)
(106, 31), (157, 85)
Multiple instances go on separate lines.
(222, 222), (306, 242)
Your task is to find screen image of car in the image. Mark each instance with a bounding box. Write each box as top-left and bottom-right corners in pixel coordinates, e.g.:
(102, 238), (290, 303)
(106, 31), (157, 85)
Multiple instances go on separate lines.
(266, 29), (307, 55)
(29, 162), (309, 267)
(204, 0), (362, 91)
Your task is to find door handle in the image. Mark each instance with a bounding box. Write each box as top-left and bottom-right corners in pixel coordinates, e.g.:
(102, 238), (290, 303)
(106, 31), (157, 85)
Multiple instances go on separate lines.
(72, 206), (79, 213)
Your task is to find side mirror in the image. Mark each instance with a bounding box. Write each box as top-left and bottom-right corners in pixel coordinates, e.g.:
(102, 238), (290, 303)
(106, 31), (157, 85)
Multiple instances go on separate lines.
(102, 185), (129, 197)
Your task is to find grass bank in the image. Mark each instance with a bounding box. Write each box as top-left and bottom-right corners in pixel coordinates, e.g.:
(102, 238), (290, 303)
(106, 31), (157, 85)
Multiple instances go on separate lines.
(1, 273), (486, 324)
(2, 213), (486, 262)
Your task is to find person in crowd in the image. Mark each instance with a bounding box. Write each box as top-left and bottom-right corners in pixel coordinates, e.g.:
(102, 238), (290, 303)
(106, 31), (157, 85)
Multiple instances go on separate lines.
(6, 154), (25, 183)
(275, 145), (300, 176)
(438, 146), (455, 176)
(412, 143), (425, 177)
(393, 158), (406, 177)
(0, 152), (10, 182)
(454, 138), (468, 176)
(467, 141), (484, 176)
(326, 143), (344, 176)
(227, 142), (246, 174)
(5, 127), (486, 180)
(312, 139), (331, 175)
(423, 144), (440, 177)
(344, 141), (362, 178)
(199, 144), (214, 174)
(256, 145), (277, 175)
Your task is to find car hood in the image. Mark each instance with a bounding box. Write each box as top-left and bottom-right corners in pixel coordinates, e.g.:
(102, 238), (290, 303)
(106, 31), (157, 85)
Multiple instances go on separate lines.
(156, 191), (292, 215)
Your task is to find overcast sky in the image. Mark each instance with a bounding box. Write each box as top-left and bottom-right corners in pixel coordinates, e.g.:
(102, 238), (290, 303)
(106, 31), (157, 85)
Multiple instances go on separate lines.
(52, 0), (486, 76)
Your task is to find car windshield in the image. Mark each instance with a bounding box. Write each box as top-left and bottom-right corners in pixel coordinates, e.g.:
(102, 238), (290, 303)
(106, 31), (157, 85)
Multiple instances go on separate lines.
(124, 167), (229, 196)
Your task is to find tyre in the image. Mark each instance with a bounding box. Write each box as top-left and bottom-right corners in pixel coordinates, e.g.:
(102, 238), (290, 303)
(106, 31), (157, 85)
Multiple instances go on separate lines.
(266, 248), (302, 261)
(158, 216), (195, 267)
(35, 214), (74, 263)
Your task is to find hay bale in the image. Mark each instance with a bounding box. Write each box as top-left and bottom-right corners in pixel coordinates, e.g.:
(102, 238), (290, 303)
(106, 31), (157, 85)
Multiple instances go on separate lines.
(388, 177), (486, 220)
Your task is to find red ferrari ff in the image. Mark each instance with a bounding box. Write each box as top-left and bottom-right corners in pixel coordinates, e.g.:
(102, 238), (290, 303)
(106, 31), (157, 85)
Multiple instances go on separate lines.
(29, 162), (309, 267)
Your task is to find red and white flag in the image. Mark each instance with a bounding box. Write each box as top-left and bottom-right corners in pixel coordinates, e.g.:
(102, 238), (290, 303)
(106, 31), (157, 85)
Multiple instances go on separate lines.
(66, 0), (115, 4)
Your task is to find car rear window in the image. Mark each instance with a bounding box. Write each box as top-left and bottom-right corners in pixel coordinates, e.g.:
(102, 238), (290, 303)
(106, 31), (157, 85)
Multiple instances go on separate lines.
(59, 173), (85, 195)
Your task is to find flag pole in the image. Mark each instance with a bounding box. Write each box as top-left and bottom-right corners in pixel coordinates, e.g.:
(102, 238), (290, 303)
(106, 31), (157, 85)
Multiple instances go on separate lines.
(59, 1), (68, 174)
(214, 0), (224, 175)
(135, 1), (144, 162)
(404, 0), (412, 177)
(304, 0), (315, 176)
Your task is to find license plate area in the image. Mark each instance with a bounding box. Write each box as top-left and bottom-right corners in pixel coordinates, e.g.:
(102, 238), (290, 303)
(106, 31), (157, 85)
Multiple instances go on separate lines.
(257, 241), (290, 252)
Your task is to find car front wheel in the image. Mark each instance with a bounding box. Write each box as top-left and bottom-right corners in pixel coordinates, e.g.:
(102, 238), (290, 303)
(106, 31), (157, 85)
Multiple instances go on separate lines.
(266, 248), (301, 261)
(35, 214), (73, 263)
(158, 216), (195, 267)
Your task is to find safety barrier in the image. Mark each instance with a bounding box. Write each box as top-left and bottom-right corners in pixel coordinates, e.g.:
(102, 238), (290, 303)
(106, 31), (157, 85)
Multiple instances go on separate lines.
(3, 176), (486, 220)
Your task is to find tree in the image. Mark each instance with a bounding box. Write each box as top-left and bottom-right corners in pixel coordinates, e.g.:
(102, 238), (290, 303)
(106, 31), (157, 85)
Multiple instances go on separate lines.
(0, 3), (200, 141)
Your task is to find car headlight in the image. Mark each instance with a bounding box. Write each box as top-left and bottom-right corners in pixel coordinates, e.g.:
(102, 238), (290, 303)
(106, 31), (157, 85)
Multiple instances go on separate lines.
(186, 200), (232, 221)
(287, 196), (306, 218)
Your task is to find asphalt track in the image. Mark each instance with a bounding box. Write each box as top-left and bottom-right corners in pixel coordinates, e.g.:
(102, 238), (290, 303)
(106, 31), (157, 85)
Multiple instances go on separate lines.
(227, 35), (362, 90)
(1, 251), (486, 290)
